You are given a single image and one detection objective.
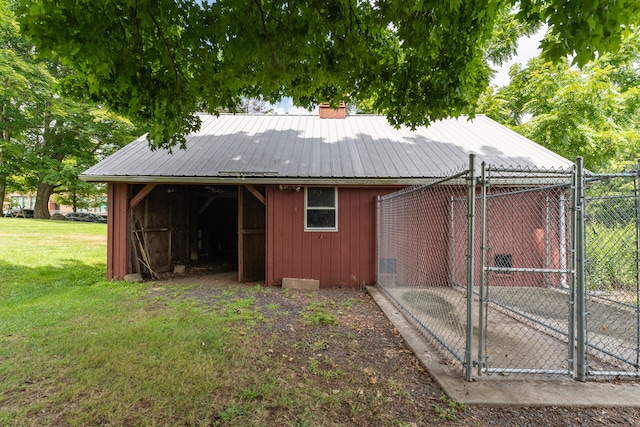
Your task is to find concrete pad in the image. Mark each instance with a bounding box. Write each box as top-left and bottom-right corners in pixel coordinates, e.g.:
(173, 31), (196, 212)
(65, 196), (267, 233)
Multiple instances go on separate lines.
(282, 278), (319, 291)
(367, 286), (640, 408)
(124, 273), (143, 283)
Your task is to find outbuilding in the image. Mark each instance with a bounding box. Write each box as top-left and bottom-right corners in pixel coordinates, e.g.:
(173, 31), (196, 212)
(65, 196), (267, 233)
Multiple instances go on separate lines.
(81, 105), (572, 288)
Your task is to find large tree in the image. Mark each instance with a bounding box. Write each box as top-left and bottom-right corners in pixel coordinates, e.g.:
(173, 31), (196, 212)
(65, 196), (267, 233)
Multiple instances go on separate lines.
(2, 0), (137, 217)
(16, 0), (640, 150)
(19, 100), (136, 218)
(0, 0), (55, 209)
(477, 29), (640, 171)
(47, 107), (136, 213)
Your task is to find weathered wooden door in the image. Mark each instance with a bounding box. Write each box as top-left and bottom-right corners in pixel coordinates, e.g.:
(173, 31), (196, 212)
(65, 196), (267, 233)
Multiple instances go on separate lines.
(238, 185), (266, 282)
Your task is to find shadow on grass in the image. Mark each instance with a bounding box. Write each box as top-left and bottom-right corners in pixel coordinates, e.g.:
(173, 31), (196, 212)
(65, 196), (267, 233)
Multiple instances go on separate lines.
(0, 259), (130, 334)
(1, 257), (106, 295)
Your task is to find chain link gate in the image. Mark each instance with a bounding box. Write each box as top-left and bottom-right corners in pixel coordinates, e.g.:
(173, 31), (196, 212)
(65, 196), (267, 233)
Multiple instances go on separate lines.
(582, 167), (640, 378)
(479, 166), (575, 376)
(377, 155), (640, 381)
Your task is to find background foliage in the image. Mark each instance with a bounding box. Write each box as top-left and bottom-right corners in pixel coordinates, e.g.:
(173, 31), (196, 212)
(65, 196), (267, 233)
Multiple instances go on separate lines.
(16, 0), (640, 149)
(477, 28), (640, 172)
(1, 0), (138, 218)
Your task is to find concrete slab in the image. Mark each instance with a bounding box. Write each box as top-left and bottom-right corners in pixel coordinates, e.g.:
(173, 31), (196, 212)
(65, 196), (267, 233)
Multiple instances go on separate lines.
(283, 278), (320, 291)
(124, 273), (143, 283)
(367, 286), (640, 407)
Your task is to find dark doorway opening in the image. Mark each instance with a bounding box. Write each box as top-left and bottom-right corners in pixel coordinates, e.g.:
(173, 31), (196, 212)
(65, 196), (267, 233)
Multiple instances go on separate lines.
(128, 184), (266, 281)
(193, 187), (238, 272)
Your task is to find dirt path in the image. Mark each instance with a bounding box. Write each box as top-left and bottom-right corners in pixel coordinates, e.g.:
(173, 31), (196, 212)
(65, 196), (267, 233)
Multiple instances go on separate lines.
(161, 272), (640, 426)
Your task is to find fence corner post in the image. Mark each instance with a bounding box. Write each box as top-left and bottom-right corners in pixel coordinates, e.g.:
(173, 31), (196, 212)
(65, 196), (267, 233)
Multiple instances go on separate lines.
(465, 154), (476, 381)
(574, 156), (587, 381)
(376, 195), (381, 286)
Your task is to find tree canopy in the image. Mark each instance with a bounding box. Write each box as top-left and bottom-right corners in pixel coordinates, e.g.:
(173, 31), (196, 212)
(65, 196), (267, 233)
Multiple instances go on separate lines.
(16, 0), (640, 149)
(477, 29), (640, 171)
(1, 0), (138, 218)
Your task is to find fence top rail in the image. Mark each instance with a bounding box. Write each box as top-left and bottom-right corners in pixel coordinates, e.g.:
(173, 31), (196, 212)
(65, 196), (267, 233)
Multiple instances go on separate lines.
(586, 172), (639, 180)
(485, 165), (574, 175)
(378, 170), (469, 201)
(586, 194), (637, 201)
(485, 182), (572, 197)
(484, 166), (574, 187)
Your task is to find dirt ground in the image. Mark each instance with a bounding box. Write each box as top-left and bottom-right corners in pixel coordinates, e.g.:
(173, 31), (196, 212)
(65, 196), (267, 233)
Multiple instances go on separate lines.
(164, 271), (640, 426)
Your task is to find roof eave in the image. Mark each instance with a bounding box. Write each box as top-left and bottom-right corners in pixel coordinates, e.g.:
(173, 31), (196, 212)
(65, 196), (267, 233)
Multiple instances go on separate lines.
(79, 174), (440, 186)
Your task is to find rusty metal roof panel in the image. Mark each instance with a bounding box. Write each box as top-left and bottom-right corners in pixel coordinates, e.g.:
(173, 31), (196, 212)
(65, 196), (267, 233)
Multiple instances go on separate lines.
(82, 114), (573, 182)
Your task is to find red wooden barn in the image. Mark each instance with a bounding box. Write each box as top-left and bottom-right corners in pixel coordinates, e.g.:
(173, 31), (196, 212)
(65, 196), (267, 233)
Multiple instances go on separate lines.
(81, 106), (573, 288)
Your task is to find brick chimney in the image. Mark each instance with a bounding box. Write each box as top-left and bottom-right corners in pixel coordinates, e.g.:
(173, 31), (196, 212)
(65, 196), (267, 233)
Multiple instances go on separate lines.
(319, 102), (346, 119)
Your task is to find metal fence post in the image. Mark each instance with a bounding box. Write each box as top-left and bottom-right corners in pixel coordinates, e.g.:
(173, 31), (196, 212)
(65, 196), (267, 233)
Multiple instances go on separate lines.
(477, 162), (487, 376)
(465, 154), (476, 381)
(376, 195), (381, 285)
(575, 157), (587, 381)
(633, 159), (640, 372)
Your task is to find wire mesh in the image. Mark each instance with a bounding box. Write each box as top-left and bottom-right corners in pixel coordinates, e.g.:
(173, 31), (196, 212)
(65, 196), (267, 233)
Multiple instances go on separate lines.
(583, 173), (640, 377)
(481, 168), (574, 375)
(377, 160), (640, 381)
(377, 172), (470, 369)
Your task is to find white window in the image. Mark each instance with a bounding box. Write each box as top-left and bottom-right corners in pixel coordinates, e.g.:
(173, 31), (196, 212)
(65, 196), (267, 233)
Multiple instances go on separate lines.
(305, 187), (337, 231)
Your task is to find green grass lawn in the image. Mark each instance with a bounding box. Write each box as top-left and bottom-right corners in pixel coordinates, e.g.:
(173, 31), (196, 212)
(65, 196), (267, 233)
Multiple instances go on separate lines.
(0, 218), (443, 426)
(5, 218), (635, 426)
(0, 219), (266, 426)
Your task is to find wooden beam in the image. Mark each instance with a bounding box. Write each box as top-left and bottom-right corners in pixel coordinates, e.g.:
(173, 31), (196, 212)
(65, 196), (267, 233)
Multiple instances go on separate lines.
(129, 184), (157, 209)
(197, 196), (216, 215)
(244, 184), (265, 205)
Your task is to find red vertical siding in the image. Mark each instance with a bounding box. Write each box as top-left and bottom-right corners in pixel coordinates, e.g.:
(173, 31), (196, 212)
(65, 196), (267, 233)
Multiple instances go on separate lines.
(266, 185), (396, 289)
(107, 183), (129, 280)
(450, 188), (569, 287)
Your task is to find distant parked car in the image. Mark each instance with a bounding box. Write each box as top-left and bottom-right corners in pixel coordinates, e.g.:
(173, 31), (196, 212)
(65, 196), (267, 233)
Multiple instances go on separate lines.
(4, 208), (34, 218)
(64, 212), (107, 223)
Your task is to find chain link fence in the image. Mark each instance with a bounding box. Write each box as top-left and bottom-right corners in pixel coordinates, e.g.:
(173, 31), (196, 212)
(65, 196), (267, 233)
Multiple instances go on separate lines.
(584, 172), (640, 378)
(377, 156), (640, 381)
(377, 170), (471, 372)
(481, 167), (574, 376)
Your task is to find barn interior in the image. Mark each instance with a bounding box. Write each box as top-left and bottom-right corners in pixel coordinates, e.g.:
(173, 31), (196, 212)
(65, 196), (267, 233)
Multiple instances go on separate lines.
(129, 184), (243, 278)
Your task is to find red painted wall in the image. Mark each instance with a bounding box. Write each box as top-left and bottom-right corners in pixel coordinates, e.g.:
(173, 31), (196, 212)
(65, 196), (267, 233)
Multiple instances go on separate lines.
(377, 186), (468, 289)
(266, 185), (396, 288)
(482, 189), (571, 287)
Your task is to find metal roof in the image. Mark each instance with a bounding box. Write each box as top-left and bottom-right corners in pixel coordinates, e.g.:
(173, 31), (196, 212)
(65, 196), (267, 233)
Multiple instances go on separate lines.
(81, 114), (573, 184)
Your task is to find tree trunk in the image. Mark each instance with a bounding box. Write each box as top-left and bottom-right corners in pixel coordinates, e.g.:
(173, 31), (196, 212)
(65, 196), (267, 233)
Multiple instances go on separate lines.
(0, 118), (8, 212)
(34, 182), (54, 219)
(0, 175), (6, 213)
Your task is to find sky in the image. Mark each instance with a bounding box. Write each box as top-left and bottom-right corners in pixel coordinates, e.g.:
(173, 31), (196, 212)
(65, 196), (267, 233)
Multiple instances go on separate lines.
(490, 27), (545, 87)
(273, 29), (545, 114)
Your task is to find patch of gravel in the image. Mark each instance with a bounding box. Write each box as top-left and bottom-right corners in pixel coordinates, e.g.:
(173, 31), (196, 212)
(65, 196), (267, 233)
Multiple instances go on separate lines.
(159, 273), (640, 426)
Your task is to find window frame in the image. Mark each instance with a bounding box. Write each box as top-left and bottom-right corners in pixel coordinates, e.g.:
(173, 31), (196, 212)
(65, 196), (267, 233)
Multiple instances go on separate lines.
(304, 187), (338, 232)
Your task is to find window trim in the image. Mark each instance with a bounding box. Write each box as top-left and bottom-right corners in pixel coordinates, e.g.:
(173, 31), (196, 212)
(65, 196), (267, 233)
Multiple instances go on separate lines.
(304, 187), (338, 232)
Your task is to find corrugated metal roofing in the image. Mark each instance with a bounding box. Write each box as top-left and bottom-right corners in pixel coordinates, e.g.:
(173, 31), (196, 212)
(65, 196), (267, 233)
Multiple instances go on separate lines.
(82, 114), (573, 184)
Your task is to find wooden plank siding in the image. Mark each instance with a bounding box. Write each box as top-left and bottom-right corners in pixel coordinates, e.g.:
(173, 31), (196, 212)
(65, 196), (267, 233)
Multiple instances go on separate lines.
(266, 185), (397, 289)
(107, 183), (129, 280)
